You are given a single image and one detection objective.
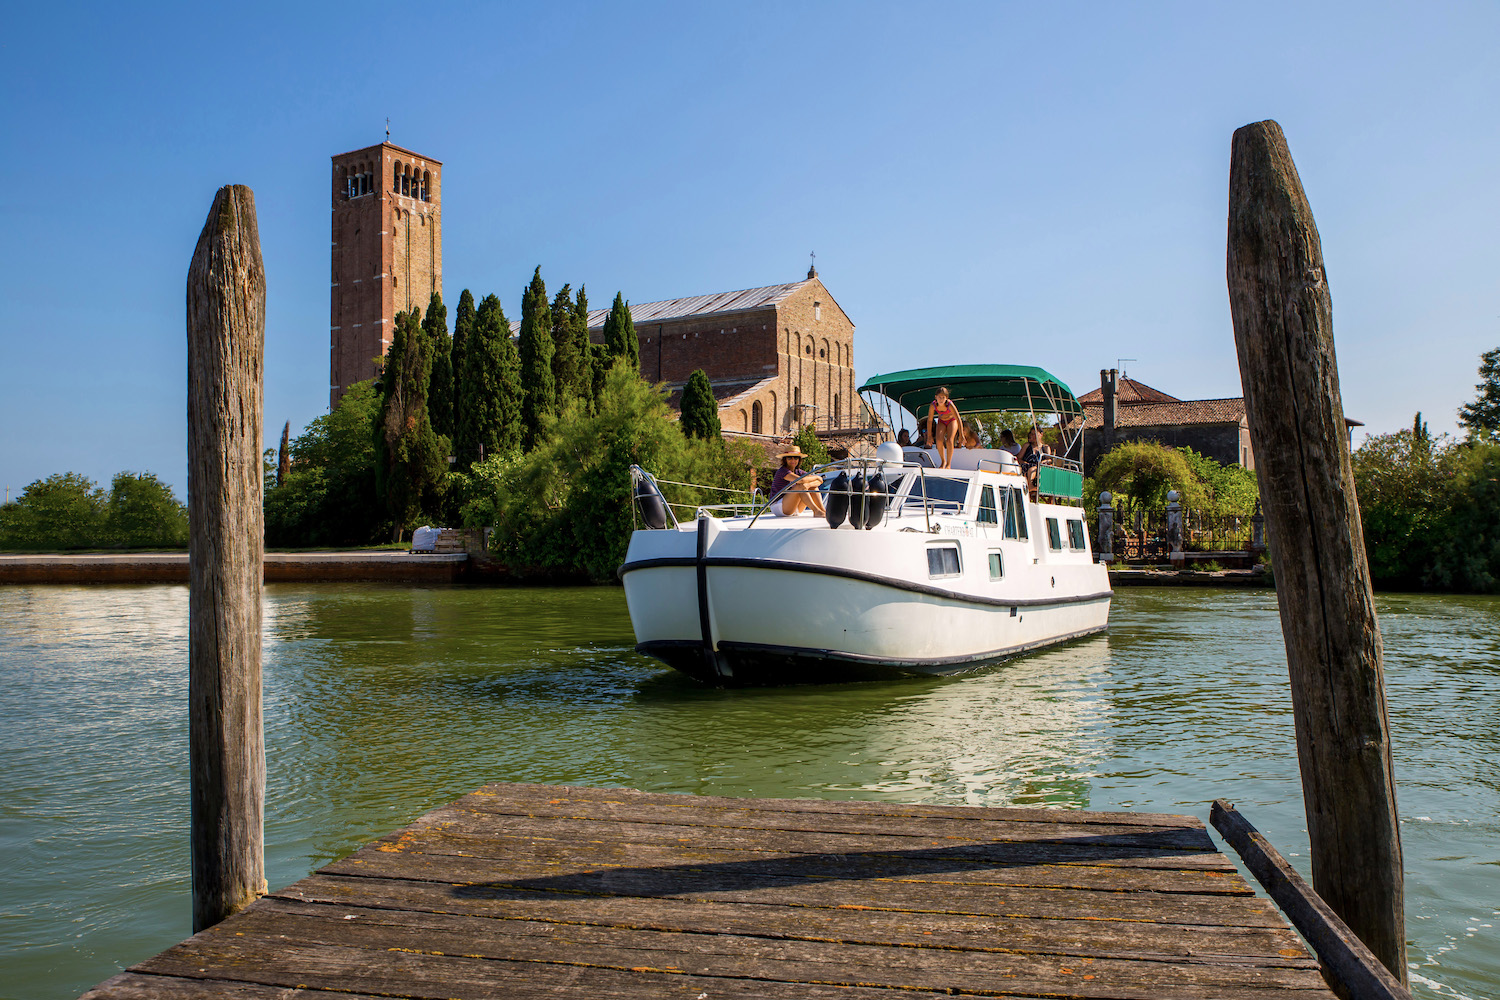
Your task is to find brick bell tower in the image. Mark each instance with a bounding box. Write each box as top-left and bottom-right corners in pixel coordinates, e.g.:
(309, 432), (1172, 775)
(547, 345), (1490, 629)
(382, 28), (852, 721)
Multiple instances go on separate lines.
(329, 141), (443, 408)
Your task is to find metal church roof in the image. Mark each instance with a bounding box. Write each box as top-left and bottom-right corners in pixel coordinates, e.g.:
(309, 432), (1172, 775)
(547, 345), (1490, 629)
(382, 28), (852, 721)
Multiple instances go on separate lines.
(859, 364), (1084, 420)
(585, 280), (811, 330)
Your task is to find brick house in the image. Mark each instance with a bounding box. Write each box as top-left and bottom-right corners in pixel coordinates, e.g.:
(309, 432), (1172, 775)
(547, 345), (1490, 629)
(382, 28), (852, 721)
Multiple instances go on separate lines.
(591, 265), (858, 438)
(1077, 370), (1253, 474)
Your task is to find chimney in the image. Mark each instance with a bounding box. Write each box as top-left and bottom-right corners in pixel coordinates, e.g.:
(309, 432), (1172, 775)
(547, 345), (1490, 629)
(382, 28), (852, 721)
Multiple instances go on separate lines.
(1102, 368), (1119, 431)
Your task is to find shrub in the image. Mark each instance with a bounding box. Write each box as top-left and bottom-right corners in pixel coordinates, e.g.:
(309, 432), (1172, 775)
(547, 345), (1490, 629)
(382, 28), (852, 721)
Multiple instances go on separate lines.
(478, 364), (755, 580)
(103, 472), (187, 548)
(0, 473), (107, 550)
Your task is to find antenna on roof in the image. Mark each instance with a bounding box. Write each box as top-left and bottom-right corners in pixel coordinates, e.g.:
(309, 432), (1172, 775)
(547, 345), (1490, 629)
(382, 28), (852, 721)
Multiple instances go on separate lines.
(807, 251), (817, 280)
(385, 118), (391, 141)
(1117, 358), (1137, 378)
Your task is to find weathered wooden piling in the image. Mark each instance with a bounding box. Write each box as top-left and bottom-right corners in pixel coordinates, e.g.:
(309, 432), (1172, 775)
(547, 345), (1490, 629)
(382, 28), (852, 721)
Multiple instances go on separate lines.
(1225, 120), (1406, 986)
(186, 185), (267, 932)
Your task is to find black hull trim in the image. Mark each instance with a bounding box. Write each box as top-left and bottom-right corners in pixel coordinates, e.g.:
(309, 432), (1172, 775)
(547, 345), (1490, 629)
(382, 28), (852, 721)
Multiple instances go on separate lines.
(636, 625), (1108, 687)
(620, 555), (1113, 610)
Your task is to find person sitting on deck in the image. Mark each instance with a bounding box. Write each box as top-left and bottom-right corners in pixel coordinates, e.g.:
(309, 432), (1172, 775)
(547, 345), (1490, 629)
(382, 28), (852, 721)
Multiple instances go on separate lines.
(925, 386), (963, 469)
(1019, 426), (1049, 499)
(962, 426), (980, 449)
(770, 447), (826, 517)
(895, 428), (911, 447)
(998, 428), (1021, 456)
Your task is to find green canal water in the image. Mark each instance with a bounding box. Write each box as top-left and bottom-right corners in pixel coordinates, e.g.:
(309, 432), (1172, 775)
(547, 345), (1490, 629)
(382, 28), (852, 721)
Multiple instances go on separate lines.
(0, 583), (1495, 999)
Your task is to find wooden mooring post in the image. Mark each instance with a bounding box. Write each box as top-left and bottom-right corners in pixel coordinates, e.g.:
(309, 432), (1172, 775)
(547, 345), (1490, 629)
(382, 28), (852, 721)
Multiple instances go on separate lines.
(1226, 120), (1407, 987)
(186, 185), (267, 932)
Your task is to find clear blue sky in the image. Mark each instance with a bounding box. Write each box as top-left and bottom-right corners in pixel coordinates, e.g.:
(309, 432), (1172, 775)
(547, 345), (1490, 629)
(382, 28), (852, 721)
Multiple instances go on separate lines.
(2, 2), (1496, 499)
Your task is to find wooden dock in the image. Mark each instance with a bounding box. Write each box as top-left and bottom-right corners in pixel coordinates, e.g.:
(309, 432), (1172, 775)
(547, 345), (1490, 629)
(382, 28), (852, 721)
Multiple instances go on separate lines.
(83, 782), (1336, 999)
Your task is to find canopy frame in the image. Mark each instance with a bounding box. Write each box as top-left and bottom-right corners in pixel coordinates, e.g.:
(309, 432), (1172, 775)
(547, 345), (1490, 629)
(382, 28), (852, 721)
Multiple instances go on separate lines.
(857, 364), (1087, 459)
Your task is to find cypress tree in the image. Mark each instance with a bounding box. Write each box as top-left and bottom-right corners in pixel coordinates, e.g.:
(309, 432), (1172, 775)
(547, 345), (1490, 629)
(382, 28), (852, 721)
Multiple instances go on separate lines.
(450, 289), (476, 438)
(423, 292), (453, 440)
(518, 266), (555, 451)
(456, 293), (521, 466)
(679, 369), (722, 441)
(550, 283), (580, 410)
(601, 291), (639, 370)
(588, 342), (610, 408)
(573, 285), (594, 403)
(375, 309), (446, 539)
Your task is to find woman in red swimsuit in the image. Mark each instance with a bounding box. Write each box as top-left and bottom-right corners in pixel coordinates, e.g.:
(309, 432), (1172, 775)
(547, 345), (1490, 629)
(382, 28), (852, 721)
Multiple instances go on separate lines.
(925, 386), (963, 469)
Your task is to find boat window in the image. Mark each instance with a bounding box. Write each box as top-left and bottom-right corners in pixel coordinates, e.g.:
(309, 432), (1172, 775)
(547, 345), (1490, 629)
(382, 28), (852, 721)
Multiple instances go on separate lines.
(927, 544), (961, 579)
(1067, 519), (1086, 550)
(978, 485), (998, 525)
(1046, 517), (1063, 551)
(908, 476), (969, 514)
(1005, 487), (1029, 539)
(988, 551), (1003, 581)
(903, 449), (934, 468)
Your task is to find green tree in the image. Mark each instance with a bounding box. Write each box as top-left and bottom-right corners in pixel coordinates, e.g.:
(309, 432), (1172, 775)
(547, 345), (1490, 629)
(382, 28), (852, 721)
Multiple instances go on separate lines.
(1458, 347), (1500, 437)
(375, 309), (448, 538)
(450, 289), (477, 445)
(679, 369), (722, 441)
(1087, 441), (1207, 516)
(264, 380), (386, 546)
(550, 283), (582, 411)
(587, 341), (610, 410)
(103, 472), (188, 548)
(572, 286), (593, 400)
(791, 423), (832, 465)
(456, 293), (522, 466)
(601, 291), (639, 370)
(482, 363), (762, 580)
(0, 473), (106, 550)
(1177, 448), (1260, 517)
(424, 292), (454, 440)
(518, 266), (556, 451)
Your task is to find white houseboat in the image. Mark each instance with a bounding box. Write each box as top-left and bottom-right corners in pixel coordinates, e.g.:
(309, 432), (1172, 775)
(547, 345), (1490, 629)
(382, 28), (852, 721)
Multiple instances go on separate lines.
(619, 365), (1110, 685)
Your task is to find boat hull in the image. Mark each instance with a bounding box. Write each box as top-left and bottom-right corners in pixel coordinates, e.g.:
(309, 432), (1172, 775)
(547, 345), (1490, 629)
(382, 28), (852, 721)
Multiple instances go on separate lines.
(621, 546), (1111, 686)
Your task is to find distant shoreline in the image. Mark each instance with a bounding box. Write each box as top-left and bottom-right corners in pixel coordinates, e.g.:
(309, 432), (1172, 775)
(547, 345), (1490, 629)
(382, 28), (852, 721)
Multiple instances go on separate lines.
(1, 552), (1271, 588)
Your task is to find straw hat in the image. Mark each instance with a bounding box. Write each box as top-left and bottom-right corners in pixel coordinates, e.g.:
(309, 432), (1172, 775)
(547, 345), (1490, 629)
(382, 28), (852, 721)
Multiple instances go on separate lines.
(777, 446), (806, 460)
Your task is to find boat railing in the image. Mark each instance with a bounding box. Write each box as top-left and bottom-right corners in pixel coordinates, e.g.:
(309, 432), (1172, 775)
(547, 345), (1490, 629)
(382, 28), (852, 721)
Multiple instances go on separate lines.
(745, 456), (957, 532)
(632, 457), (997, 533)
(629, 466), (764, 530)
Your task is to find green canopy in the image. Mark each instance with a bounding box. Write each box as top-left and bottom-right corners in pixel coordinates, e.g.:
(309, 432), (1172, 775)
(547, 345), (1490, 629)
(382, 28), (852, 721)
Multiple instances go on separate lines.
(858, 364), (1084, 421)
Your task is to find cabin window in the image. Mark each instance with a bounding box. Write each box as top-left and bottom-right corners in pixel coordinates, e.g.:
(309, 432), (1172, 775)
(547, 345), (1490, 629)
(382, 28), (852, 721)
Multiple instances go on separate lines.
(927, 544), (961, 579)
(988, 551), (1003, 580)
(978, 485), (998, 525)
(1004, 487), (1028, 539)
(1067, 519), (1086, 550)
(1046, 517), (1063, 551)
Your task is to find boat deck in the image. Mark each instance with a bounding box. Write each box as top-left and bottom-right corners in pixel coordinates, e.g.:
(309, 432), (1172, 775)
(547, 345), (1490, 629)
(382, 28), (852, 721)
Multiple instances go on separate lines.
(83, 782), (1335, 999)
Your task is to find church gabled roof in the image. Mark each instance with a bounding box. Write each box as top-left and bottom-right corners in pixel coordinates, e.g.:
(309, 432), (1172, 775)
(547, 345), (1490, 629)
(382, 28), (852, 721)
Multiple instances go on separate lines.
(1076, 376), (1181, 404)
(585, 280), (812, 330)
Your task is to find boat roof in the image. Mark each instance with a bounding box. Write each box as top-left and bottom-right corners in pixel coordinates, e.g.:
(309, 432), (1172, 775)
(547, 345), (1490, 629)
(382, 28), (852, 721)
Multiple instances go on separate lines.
(858, 364), (1084, 419)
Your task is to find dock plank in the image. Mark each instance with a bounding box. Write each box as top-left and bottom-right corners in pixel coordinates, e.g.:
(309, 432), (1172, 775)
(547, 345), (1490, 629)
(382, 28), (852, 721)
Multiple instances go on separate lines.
(81, 783), (1337, 999)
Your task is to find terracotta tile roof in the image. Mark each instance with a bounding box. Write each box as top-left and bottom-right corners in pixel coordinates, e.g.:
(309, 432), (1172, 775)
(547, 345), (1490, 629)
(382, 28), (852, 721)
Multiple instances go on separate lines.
(1077, 377), (1181, 404)
(1080, 397), (1247, 428)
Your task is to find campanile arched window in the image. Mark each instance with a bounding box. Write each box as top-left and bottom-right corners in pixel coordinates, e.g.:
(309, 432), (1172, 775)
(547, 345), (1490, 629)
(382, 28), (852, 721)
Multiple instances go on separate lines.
(751, 400), (763, 434)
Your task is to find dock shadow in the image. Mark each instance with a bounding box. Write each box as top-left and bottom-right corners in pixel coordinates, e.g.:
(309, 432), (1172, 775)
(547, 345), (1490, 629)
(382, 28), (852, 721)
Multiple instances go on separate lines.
(449, 831), (1204, 902)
